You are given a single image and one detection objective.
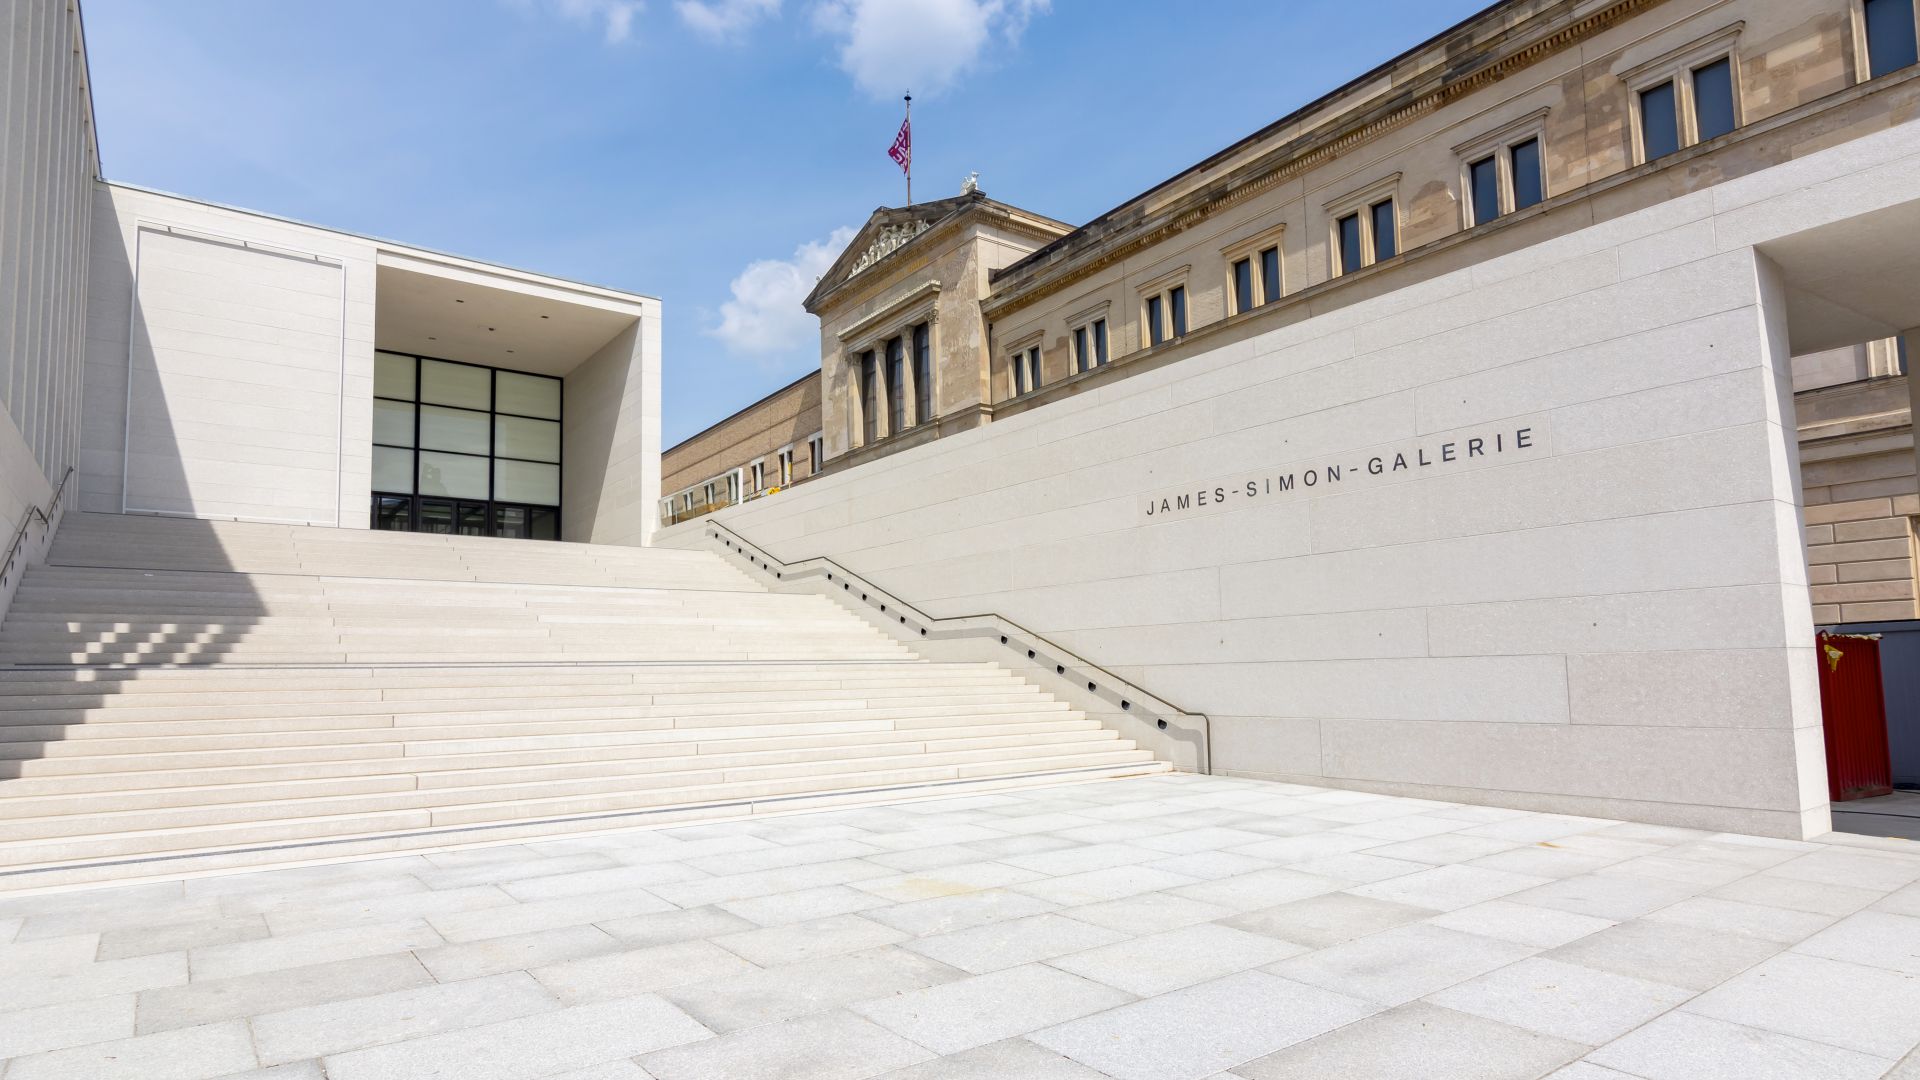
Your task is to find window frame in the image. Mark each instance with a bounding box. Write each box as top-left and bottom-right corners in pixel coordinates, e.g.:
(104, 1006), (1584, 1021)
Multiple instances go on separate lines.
(1004, 333), (1044, 399)
(1452, 109), (1551, 229)
(1222, 224), (1287, 316)
(1324, 174), (1401, 277)
(1065, 299), (1112, 374)
(1620, 23), (1745, 165)
(1854, 0), (1920, 80)
(1137, 266), (1192, 349)
(807, 432), (825, 475)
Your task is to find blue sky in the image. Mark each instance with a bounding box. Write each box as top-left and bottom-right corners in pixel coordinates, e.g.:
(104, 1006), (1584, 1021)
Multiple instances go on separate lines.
(83, 0), (1488, 446)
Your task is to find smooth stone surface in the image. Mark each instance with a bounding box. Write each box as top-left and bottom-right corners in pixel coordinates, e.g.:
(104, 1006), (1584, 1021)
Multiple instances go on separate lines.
(1233, 1001), (1587, 1080)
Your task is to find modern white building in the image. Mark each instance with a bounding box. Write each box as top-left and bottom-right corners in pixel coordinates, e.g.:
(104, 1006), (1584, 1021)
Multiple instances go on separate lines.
(2, 0), (662, 621)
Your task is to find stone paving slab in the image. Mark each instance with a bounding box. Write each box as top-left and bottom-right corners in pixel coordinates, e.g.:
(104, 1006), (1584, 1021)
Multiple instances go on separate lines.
(2, 773), (1919, 1079)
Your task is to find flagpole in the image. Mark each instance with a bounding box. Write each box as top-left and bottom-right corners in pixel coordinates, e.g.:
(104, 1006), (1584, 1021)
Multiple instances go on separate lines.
(904, 92), (912, 205)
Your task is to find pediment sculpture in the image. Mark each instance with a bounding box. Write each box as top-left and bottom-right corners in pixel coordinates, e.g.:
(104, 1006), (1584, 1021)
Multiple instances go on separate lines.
(847, 220), (930, 278)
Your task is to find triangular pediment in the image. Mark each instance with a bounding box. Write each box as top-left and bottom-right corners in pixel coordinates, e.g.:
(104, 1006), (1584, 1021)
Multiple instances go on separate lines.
(803, 195), (979, 313)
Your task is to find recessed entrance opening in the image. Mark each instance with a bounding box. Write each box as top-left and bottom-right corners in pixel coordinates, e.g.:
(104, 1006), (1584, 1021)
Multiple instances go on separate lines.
(370, 350), (562, 539)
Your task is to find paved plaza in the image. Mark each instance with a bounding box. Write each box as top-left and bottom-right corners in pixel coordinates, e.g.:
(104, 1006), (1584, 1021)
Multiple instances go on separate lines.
(2, 773), (1919, 1079)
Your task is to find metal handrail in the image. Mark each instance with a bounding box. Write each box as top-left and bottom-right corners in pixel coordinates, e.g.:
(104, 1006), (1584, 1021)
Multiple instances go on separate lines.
(1, 466), (73, 592)
(699, 517), (1212, 774)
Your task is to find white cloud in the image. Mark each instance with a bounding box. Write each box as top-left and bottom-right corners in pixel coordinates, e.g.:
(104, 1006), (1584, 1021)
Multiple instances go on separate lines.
(811, 0), (1049, 99)
(512, 0), (645, 43)
(709, 226), (857, 359)
(676, 0), (781, 40)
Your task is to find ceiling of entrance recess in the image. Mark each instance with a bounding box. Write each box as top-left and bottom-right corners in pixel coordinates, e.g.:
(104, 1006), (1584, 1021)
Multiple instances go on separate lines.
(1763, 197), (1920, 355)
(374, 259), (644, 377)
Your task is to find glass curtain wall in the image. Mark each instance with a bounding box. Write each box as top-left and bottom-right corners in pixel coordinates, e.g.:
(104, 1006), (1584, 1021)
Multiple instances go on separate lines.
(371, 351), (563, 540)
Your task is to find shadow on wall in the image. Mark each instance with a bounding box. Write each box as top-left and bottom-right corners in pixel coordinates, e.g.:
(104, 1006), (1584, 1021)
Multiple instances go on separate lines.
(0, 228), (266, 820)
(562, 320), (637, 545)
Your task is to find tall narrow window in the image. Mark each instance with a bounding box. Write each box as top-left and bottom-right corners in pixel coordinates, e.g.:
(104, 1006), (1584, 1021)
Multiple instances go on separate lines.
(1074, 325), (1091, 373)
(1169, 286), (1187, 337)
(885, 336), (906, 435)
(808, 434), (824, 473)
(859, 350), (879, 445)
(1867, 0), (1920, 78)
(912, 322), (932, 424)
(1510, 138), (1543, 210)
(1370, 199), (1397, 261)
(1011, 346), (1041, 396)
(1639, 80), (1680, 160)
(1691, 58), (1736, 141)
(1093, 319), (1109, 365)
(1336, 213), (1363, 276)
(1233, 258), (1254, 314)
(1468, 156), (1501, 226)
(1145, 295), (1165, 346)
(778, 449), (793, 486)
(750, 460), (764, 491)
(1260, 246), (1281, 305)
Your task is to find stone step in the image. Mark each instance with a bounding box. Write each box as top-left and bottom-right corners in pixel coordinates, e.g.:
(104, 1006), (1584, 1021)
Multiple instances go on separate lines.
(0, 689), (1057, 734)
(0, 680), (1034, 720)
(0, 761), (1173, 893)
(0, 737), (1141, 836)
(0, 750), (1164, 869)
(1, 714), (1099, 780)
(0, 699), (1076, 757)
(0, 721), (1114, 801)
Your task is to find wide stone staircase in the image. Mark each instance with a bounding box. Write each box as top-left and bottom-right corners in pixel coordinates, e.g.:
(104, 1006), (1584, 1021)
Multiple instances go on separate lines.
(0, 513), (1165, 890)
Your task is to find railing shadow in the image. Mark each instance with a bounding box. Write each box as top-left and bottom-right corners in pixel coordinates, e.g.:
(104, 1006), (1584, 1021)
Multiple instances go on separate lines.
(696, 518), (1212, 774)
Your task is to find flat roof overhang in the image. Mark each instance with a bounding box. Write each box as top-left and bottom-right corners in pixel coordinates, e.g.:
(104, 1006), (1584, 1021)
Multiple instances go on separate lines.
(374, 253), (646, 377)
(1761, 197), (1920, 354)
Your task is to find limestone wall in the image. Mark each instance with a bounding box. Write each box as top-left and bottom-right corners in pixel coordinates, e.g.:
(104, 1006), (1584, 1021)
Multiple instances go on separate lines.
(0, 0), (97, 615)
(663, 122), (1920, 839)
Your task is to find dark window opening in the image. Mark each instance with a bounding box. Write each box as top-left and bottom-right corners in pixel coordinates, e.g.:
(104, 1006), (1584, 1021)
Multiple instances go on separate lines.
(1510, 137), (1544, 211)
(1370, 199), (1397, 261)
(1260, 245), (1281, 305)
(1640, 80), (1680, 160)
(1866, 0), (1920, 78)
(1692, 58), (1737, 142)
(912, 322), (932, 424)
(1468, 155), (1501, 226)
(1233, 258), (1254, 314)
(1336, 212), (1363, 275)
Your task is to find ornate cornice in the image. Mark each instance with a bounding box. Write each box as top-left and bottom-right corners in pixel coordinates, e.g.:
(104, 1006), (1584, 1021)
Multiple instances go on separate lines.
(982, 0), (1661, 319)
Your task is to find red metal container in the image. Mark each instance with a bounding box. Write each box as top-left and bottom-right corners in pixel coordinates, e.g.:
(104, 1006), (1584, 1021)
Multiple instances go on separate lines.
(1817, 632), (1894, 802)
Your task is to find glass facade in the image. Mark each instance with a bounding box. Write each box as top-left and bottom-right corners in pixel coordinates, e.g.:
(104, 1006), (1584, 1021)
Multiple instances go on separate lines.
(370, 351), (562, 540)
